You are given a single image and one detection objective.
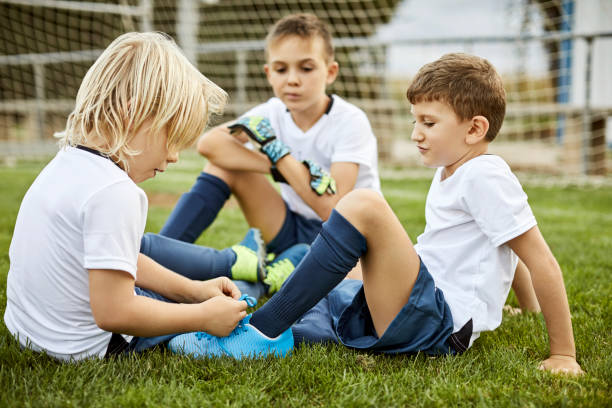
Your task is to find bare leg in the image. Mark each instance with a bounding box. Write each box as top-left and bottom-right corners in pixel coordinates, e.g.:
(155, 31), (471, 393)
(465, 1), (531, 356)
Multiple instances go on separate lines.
(345, 261), (363, 280)
(335, 190), (421, 337)
(250, 189), (422, 339)
(204, 162), (287, 243)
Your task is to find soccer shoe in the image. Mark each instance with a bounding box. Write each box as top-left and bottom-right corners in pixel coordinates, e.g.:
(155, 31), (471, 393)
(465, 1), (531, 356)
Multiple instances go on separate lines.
(168, 314), (294, 360)
(263, 243), (310, 294)
(231, 228), (266, 282)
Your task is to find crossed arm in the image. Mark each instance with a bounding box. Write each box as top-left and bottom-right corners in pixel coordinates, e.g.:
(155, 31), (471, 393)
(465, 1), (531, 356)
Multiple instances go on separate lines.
(507, 226), (584, 375)
(197, 124), (359, 220)
(88, 254), (247, 338)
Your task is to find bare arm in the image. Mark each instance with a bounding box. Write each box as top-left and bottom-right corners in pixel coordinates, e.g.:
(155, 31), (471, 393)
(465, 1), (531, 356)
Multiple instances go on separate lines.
(135, 253), (241, 303)
(197, 124), (270, 173)
(275, 155), (359, 220)
(89, 267), (247, 337)
(511, 259), (541, 313)
(199, 124), (360, 221)
(507, 226), (583, 375)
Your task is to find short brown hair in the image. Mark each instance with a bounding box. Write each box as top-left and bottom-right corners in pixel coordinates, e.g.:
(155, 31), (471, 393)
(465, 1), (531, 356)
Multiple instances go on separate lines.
(406, 53), (506, 141)
(265, 13), (334, 62)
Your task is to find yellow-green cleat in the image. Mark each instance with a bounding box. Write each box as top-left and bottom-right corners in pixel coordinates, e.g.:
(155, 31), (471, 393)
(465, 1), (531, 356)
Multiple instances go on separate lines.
(263, 244), (310, 294)
(231, 228), (266, 282)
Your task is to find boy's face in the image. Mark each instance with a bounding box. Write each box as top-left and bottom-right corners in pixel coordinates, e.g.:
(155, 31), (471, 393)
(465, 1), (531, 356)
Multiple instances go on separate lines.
(410, 100), (476, 176)
(264, 35), (338, 116)
(125, 120), (178, 183)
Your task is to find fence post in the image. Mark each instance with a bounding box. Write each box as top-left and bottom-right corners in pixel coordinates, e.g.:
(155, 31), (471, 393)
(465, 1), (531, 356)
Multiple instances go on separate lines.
(590, 116), (606, 175)
(235, 50), (247, 113)
(33, 62), (45, 140)
(581, 36), (592, 174)
(140, 0), (152, 32)
(177, 0), (198, 64)
(580, 35), (606, 175)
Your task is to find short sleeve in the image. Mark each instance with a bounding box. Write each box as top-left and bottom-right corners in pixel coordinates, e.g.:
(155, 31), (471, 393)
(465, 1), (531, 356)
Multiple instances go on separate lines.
(331, 111), (376, 166)
(240, 101), (272, 120)
(81, 181), (148, 278)
(462, 161), (536, 247)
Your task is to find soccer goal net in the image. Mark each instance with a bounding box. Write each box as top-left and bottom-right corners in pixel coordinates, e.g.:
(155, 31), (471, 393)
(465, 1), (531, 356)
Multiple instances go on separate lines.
(1, 0), (611, 174)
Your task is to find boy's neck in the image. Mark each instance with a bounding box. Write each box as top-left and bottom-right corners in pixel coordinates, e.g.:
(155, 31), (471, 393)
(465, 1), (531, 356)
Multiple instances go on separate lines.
(289, 94), (332, 132)
(442, 144), (489, 181)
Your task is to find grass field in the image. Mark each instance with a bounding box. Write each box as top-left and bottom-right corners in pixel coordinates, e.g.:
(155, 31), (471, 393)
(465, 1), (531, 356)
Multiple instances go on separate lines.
(1, 151), (611, 407)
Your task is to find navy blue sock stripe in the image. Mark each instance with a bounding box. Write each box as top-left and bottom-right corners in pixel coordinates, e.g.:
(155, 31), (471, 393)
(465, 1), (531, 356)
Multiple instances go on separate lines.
(250, 210), (367, 338)
(159, 172), (231, 242)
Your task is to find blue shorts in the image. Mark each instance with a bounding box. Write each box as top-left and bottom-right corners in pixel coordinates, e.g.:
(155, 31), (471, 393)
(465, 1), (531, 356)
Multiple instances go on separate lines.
(292, 260), (471, 355)
(266, 202), (323, 254)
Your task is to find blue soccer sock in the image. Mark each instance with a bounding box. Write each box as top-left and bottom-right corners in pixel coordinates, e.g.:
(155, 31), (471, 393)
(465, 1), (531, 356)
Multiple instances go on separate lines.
(141, 233), (235, 281)
(250, 210), (367, 338)
(159, 172), (231, 242)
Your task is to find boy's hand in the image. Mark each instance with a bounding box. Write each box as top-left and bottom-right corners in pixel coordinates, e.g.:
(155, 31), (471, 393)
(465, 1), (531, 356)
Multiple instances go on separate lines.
(539, 355), (584, 376)
(228, 116), (290, 164)
(199, 296), (248, 337)
(303, 159), (337, 195)
(229, 116), (275, 145)
(195, 277), (241, 302)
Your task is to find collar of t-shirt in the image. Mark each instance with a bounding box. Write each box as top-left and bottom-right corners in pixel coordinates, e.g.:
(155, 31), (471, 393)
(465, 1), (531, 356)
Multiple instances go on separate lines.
(284, 95), (335, 139)
(75, 145), (122, 169)
(285, 94), (335, 114)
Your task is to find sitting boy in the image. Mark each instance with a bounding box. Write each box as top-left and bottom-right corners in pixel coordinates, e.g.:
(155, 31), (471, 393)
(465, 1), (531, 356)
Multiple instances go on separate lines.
(152, 13), (381, 295)
(3, 32), (256, 361)
(168, 53), (583, 375)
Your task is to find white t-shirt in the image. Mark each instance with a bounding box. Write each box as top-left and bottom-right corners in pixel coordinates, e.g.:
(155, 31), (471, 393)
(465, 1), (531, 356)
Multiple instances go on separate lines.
(243, 95), (382, 220)
(4, 146), (147, 361)
(414, 155), (537, 347)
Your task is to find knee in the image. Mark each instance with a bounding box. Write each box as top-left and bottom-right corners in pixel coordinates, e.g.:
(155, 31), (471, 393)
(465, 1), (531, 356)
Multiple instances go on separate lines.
(335, 189), (388, 226)
(196, 133), (213, 157)
(203, 162), (236, 187)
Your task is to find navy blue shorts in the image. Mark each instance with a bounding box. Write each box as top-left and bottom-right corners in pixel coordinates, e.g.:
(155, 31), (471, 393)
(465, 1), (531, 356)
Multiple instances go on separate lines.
(266, 202), (323, 255)
(292, 260), (470, 355)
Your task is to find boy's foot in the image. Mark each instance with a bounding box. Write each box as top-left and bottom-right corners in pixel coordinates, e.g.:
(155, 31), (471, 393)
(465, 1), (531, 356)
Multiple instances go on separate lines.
(263, 244), (309, 295)
(231, 228), (266, 282)
(168, 314), (294, 360)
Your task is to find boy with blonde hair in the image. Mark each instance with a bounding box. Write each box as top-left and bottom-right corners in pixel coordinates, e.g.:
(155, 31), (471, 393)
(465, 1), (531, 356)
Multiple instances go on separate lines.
(3, 32), (259, 361)
(146, 13), (381, 296)
(169, 53), (583, 376)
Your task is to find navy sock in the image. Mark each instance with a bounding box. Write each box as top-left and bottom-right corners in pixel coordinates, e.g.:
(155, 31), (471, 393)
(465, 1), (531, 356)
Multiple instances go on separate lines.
(140, 233), (235, 280)
(159, 172), (231, 242)
(250, 210), (367, 338)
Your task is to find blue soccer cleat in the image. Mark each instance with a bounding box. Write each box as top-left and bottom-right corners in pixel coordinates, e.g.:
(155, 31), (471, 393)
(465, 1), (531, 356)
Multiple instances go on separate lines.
(230, 228), (267, 282)
(168, 313), (294, 360)
(263, 243), (310, 294)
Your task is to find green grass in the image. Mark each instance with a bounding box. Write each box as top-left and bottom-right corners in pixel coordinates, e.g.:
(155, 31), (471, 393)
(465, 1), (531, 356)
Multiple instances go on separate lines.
(1, 151), (611, 407)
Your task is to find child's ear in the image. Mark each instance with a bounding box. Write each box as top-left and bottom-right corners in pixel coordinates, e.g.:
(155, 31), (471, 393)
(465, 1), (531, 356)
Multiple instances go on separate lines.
(326, 61), (339, 85)
(264, 64), (270, 81)
(466, 115), (489, 145)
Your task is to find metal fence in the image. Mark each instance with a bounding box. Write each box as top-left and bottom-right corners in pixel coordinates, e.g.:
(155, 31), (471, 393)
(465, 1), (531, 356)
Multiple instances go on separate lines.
(1, 0), (610, 175)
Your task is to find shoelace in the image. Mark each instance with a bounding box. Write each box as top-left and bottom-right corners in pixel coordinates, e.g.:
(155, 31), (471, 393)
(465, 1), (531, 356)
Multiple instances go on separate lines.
(239, 294), (257, 307)
(194, 294), (256, 342)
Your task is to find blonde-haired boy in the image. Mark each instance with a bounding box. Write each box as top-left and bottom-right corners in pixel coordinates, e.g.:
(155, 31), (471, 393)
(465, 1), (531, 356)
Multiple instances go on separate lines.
(4, 32), (259, 361)
(152, 13), (381, 296)
(169, 53), (583, 376)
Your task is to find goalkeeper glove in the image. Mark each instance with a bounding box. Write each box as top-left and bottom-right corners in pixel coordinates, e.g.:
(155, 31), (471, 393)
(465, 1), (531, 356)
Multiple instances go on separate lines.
(228, 116), (291, 164)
